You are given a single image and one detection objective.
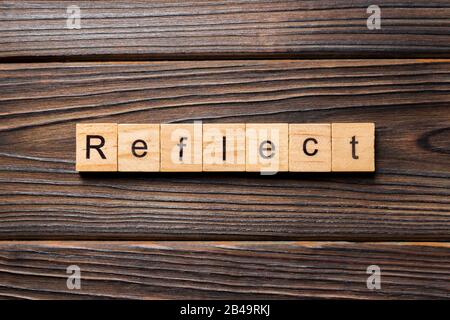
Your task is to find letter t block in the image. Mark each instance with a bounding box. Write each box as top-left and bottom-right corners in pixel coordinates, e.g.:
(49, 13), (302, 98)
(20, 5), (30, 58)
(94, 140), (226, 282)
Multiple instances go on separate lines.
(332, 123), (375, 172)
(76, 123), (118, 172)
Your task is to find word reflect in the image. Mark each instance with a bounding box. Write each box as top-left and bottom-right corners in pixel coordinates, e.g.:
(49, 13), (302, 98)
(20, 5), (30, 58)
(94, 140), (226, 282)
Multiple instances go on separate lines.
(76, 123), (375, 173)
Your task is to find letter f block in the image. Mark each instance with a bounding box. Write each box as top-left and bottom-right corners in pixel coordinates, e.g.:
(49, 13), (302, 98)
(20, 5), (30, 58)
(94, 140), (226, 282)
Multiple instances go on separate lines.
(76, 123), (118, 172)
(160, 124), (203, 172)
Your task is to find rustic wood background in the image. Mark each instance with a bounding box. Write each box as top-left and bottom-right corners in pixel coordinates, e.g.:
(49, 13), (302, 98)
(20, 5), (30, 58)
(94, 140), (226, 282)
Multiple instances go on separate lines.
(1, 0), (450, 60)
(0, 0), (449, 299)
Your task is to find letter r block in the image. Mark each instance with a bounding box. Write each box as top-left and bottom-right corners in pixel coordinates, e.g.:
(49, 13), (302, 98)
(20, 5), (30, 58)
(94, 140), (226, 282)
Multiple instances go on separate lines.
(76, 123), (118, 172)
(289, 124), (331, 172)
(332, 123), (375, 172)
(118, 124), (160, 172)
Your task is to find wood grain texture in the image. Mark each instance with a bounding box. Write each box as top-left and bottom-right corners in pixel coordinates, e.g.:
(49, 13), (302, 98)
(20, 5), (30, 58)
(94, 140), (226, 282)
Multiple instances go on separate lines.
(0, 241), (449, 299)
(0, 59), (449, 240)
(1, 0), (450, 61)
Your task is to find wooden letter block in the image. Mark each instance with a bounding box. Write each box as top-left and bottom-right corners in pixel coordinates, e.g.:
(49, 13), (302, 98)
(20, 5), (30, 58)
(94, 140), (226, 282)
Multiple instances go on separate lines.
(203, 123), (245, 171)
(332, 123), (375, 172)
(289, 124), (331, 172)
(246, 124), (288, 172)
(160, 123), (202, 172)
(118, 124), (160, 172)
(76, 123), (117, 172)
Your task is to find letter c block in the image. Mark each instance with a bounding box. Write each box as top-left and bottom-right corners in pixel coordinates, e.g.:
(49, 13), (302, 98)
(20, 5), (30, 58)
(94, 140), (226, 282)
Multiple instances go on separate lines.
(289, 124), (331, 172)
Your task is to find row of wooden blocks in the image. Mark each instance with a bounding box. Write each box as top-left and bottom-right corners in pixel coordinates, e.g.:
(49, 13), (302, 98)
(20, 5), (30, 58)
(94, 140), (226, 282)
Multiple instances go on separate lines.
(76, 123), (375, 172)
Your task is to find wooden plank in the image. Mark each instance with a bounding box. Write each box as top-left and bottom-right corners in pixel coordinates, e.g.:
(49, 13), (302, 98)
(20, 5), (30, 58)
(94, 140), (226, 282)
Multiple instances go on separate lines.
(1, 1), (450, 61)
(0, 241), (448, 299)
(0, 60), (449, 240)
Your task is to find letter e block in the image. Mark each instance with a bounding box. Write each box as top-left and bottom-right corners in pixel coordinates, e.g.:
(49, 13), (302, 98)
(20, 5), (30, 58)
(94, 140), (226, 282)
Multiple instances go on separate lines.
(289, 124), (331, 172)
(160, 124), (203, 172)
(203, 123), (246, 171)
(332, 123), (375, 172)
(246, 124), (288, 173)
(118, 124), (160, 172)
(76, 123), (117, 172)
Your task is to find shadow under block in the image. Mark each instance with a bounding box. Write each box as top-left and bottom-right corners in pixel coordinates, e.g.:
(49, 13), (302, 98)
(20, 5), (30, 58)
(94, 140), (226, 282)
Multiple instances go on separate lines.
(246, 124), (289, 172)
(203, 124), (246, 172)
(160, 124), (203, 172)
(76, 123), (118, 172)
(118, 124), (160, 172)
(332, 123), (375, 172)
(289, 124), (331, 172)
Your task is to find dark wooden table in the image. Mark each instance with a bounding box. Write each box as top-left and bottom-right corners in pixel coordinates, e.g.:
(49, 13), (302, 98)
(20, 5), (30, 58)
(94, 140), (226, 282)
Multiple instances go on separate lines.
(0, 1), (449, 299)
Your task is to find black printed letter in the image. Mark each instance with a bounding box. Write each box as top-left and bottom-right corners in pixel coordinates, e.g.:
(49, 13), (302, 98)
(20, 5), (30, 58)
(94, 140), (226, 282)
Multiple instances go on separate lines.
(303, 138), (318, 156)
(132, 139), (148, 158)
(222, 136), (227, 161)
(350, 136), (359, 159)
(259, 140), (275, 159)
(86, 135), (106, 159)
(178, 137), (187, 161)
